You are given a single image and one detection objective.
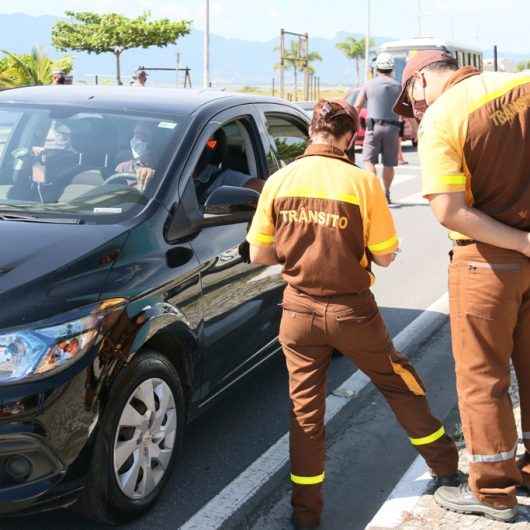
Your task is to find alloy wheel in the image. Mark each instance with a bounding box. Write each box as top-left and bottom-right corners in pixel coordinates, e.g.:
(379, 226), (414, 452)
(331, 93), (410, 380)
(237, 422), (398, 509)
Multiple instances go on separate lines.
(113, 378), (177, 499)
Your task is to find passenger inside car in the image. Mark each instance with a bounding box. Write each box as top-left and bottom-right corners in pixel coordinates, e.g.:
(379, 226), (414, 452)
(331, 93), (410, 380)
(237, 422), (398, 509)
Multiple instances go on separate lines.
(8, 120), (84, 203)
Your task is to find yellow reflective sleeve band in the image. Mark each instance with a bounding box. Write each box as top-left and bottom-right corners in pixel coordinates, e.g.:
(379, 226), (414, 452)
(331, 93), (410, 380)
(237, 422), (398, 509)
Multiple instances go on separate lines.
(439, 175), (466, 186)
(410, 426), (446, 446)
(290, 472), (325, 485)
(253, 233), (275, 244)
(368, 235), (399, 254)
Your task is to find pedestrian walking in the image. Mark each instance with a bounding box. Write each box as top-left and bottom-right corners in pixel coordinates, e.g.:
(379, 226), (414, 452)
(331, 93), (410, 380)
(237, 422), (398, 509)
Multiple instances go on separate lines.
(354, 52), (402, 204)
(394, 50), (530, 522)
(51, 69), (66, 85)
(247, 99), (459, 530)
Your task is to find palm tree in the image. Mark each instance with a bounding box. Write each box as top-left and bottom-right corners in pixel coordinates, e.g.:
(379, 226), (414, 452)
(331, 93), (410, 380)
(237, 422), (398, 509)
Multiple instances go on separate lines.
(0, 47), (72, 88)
(275, 41), (322, 100)
(336, 36), (374, 85)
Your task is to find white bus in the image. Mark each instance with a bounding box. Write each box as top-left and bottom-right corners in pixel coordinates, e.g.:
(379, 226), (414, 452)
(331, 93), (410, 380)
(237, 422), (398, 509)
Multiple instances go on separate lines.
(378, 37), (484, 83)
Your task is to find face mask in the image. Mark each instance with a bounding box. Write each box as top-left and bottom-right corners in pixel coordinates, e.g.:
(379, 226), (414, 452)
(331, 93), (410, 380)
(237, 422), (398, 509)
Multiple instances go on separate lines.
(130, 137), (148, 160)
(412, 99), (429, 121)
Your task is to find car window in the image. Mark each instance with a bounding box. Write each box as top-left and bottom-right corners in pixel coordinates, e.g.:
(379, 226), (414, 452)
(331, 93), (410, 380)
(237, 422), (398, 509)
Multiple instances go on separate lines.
(264, 114), (308, 168)
(192, 118), (258, 205)
(0, 105), (185, 221)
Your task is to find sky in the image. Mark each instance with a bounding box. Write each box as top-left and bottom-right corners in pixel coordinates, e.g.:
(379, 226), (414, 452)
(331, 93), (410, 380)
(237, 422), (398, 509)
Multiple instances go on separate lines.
(0, 0), (526, 53)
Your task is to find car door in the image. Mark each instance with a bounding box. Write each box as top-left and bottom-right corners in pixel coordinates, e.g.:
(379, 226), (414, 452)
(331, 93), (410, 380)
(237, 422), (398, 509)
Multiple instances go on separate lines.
(179, 105), (285, 402)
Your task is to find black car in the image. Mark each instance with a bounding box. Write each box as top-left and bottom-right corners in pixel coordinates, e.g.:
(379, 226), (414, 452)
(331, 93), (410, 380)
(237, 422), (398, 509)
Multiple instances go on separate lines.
(0, 86), (310, 523)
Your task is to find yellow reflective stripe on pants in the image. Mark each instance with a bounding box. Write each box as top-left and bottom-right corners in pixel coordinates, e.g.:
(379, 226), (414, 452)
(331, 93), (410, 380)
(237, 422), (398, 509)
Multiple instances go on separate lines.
(410, 426), (446, 446)
(291, 472), (325, 485)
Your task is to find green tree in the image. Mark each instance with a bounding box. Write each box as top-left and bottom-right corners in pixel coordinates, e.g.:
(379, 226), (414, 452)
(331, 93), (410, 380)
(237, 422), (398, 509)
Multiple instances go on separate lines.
(275, 41), (322, 100)
(517, 60), (530, 72)
(336, 36), (375, 84)
(52, 11), (191, 85)
(0, 47), (73, 88)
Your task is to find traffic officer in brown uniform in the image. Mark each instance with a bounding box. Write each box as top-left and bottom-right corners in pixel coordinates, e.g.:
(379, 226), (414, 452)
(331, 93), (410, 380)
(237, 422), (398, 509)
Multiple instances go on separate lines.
(394, 50), (530, 522)
(247, 99), (459, 530)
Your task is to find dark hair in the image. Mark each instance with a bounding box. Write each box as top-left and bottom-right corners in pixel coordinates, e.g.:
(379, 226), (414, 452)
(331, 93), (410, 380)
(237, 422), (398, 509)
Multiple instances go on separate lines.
(311, 100), (358, 140)
(424, 59), (459, 72)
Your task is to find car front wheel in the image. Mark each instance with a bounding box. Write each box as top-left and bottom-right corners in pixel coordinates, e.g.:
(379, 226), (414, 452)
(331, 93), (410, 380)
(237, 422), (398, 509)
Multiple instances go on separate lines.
(77, 349), (185, 524)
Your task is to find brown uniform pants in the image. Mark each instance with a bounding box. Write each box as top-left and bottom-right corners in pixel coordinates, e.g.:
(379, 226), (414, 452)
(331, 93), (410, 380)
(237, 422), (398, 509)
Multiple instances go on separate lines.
(449, 242), (530, 509)
(280, 284), (458, 525)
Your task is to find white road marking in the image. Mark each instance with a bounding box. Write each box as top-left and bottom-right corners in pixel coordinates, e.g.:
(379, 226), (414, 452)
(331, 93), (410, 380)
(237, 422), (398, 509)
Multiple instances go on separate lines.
(365, 455), (432, 529)
(398, 192), (429, 205)
(392, 173), (418, 185)
(181, 293), (450, 530)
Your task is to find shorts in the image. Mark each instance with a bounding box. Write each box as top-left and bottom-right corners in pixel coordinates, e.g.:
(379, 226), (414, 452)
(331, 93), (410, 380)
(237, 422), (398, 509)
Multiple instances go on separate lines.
(362, 123), (400, 167)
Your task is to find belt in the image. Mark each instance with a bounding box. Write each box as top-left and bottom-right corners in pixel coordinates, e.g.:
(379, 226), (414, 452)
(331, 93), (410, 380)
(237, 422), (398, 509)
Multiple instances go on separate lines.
(373, 119), (401, 127)
(454, 239), (477, 246)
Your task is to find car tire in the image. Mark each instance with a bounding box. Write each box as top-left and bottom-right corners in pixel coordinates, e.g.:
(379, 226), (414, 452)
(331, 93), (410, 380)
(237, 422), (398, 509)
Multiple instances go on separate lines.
(76, 349), (185, 524)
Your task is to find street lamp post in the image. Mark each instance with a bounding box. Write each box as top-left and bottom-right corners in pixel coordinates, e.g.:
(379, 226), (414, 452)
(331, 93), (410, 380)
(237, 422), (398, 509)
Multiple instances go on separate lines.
(203, 0), (210, 88)
(364, 0), (371, 82)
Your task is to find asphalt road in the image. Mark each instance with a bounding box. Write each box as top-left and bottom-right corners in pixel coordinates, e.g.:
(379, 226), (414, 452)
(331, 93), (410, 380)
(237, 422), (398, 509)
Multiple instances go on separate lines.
(3, 145), (454, 530)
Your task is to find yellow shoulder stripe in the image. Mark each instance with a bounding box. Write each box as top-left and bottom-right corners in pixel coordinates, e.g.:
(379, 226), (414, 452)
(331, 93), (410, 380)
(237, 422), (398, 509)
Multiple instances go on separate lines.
(468, 76), (530, 114)
(277, 188), (360, 205)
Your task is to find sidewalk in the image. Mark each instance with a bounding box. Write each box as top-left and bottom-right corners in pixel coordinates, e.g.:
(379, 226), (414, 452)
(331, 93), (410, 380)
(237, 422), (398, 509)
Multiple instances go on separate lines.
(376, 376), (530, 529)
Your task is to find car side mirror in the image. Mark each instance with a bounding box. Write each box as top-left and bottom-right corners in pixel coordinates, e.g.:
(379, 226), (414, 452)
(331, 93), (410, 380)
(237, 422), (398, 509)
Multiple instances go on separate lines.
(202, 185), (259, 226)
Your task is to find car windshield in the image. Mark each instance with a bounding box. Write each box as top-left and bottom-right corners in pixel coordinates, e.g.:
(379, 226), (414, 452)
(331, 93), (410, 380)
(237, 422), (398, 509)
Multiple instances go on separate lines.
(0, 105), (183, 221)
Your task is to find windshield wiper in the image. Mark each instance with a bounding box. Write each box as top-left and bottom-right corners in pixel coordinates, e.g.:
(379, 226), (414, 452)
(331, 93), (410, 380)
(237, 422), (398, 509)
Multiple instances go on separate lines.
(0, 212), (82, 224)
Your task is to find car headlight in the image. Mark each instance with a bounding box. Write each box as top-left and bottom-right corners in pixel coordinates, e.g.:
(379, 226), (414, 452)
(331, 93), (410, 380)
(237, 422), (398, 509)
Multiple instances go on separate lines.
(0, 300), (125, 384)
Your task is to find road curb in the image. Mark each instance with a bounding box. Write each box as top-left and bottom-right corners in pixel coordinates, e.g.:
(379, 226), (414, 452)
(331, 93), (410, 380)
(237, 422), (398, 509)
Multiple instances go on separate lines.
(181, 294), (450, 530)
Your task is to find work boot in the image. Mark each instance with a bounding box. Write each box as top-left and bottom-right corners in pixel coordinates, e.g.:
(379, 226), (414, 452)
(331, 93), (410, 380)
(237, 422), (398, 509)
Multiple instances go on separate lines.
(516, 451), (530, 490)
(434, 483), (518, 522)
(291, 515), (320, 530)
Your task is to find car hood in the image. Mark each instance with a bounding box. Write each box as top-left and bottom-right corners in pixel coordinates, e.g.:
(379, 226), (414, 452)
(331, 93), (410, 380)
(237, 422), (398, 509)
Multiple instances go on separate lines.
(0, 220), (130, 329)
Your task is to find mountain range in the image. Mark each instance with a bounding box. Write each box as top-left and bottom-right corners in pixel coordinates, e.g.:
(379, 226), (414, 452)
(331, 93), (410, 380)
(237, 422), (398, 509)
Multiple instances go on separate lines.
(0, 13), (527, 87)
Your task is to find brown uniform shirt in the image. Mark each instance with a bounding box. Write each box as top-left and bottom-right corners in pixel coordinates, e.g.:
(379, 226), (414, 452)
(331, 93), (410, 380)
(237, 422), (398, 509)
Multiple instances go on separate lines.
(419, 68), (530, 239)
(247, 144), (398, 296)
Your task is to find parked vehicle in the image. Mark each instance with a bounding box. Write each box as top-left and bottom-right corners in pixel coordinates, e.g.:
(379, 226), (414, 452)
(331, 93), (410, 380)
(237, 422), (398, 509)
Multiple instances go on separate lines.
(0, 86), (310, 523)
(378, 37), (483, 83)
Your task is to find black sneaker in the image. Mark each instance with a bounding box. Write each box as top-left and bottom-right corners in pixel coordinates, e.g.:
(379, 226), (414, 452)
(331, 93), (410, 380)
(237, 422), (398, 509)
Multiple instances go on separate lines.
(434, 483), (518, 522)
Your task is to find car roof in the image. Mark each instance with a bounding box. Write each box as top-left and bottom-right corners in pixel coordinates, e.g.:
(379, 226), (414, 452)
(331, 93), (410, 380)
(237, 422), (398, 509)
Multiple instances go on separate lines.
(0, 86), (299, 117)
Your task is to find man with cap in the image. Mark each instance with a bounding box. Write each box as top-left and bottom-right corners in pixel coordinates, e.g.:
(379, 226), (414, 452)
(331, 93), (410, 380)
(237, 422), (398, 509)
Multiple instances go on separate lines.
(394, 50), (530, 522)
(355, 52), (402, 203)
(134, 69), (148, 87)
(247, 98), (459, 530)
(51, 69), (66, 85)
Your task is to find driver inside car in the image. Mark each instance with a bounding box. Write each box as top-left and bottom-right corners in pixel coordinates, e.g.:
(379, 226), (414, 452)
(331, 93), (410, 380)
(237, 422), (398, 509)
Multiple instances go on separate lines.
(115, 121), (157, 192)
(193, 128), (264, 204)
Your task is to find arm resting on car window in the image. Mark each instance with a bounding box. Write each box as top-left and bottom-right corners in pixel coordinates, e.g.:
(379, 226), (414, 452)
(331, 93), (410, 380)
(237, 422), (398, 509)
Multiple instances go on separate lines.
(249, 244), (280, 265)
(429, 192), (530, 257)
